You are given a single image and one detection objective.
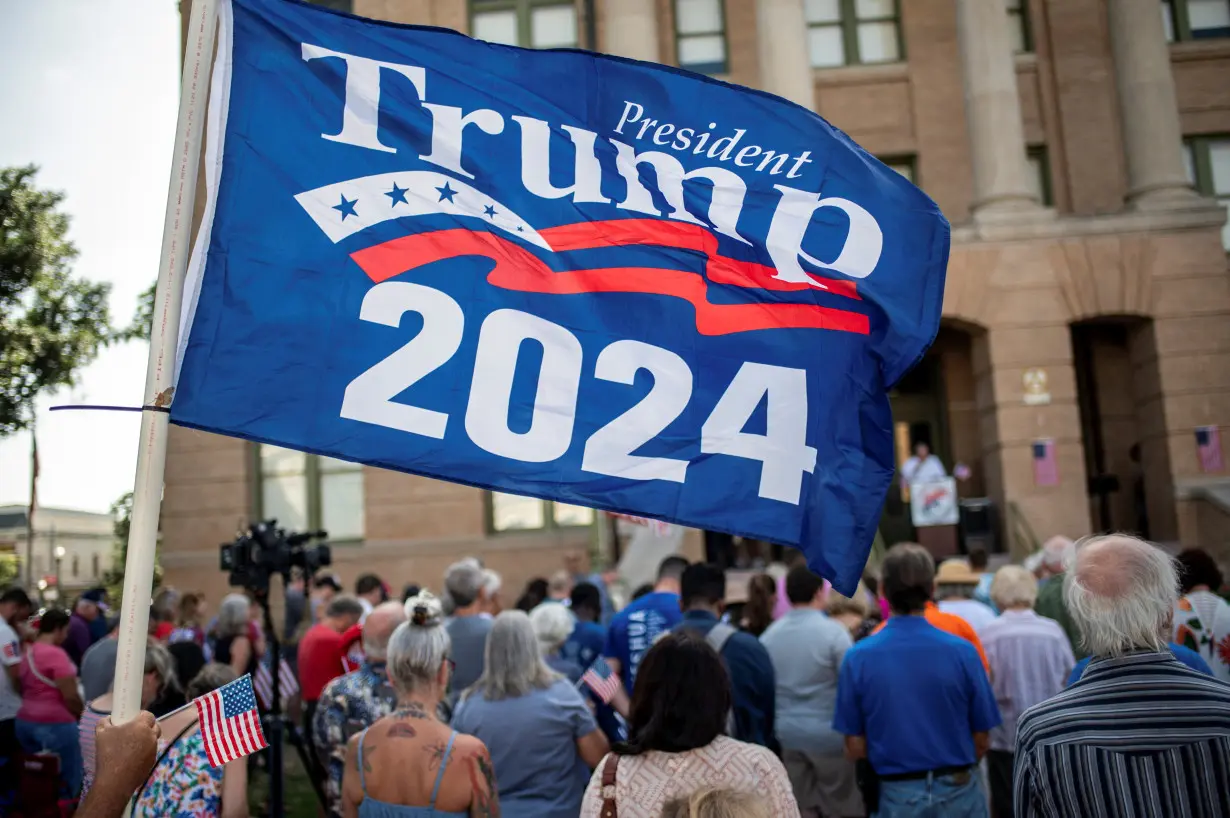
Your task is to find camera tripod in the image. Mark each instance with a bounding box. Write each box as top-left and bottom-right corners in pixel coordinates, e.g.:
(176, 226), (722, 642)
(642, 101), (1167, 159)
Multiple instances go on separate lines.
(255, 587), (327, 816)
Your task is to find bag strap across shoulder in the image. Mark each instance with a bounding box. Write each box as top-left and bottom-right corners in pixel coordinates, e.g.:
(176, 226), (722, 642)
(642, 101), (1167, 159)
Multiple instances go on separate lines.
(599, 753), (620, 818)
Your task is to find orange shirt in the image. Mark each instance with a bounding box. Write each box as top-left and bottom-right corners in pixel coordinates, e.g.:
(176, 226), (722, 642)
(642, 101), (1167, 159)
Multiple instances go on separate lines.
(872, 603), (991, 675)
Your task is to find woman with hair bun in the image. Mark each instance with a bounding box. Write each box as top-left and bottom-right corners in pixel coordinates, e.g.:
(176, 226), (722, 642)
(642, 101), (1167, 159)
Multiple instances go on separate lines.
(340, 592), (498, 817)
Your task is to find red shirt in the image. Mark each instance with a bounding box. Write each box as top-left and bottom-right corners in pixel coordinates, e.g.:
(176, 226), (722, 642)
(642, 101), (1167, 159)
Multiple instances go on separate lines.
(153, 621), (175, 641)
(297, 622), (362, 701)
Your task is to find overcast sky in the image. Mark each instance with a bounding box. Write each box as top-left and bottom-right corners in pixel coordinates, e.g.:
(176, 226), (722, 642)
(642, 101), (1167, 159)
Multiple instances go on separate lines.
(0, 0), (180, 513)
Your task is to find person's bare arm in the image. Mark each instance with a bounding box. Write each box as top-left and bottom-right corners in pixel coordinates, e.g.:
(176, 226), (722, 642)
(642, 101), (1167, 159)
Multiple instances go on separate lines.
(973, 731), (990, 760)
(576, 728), (610, 769)
(220, 756), (249, 818)
(467, 742), (501, 818)
(609, 685), (631, 719)
(229, 636), (252, 677)
(75, 713), (161, 818)
(341, 734), (364, 818)
(56, 675), (84, 718)
(844, 735), (868, 761)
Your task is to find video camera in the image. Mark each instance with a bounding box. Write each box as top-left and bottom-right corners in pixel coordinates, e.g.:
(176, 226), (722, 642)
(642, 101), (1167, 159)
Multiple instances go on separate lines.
(220, 519), (331, 592)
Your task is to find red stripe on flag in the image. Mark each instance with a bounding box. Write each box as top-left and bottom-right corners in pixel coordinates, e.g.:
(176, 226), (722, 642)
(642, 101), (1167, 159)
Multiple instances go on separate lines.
(350, 225), (870, 337)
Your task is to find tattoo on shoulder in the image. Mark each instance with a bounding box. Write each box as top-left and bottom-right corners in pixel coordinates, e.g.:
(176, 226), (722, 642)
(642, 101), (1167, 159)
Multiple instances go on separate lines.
(467, 749), (500, 818)
(388, 722), (418, 740)
(424, 740), (448, 770)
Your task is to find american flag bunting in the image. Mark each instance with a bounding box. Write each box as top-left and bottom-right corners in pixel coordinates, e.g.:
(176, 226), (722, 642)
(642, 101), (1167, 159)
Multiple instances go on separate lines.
(253, 657), (299, 710)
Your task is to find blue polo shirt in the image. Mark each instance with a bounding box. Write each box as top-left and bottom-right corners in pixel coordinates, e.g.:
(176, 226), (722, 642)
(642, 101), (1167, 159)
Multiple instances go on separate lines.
(1067, 642), (1212, 686)
(833, 615), (1000, 776)
(673, 610), (777, 751)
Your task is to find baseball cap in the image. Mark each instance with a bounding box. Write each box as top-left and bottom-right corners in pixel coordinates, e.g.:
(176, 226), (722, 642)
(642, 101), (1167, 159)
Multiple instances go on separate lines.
(81, 588), (109, 611)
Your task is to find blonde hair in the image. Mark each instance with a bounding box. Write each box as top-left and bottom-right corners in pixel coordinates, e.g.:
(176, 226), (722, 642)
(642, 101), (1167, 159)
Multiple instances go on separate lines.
(659, 789), (772, 818)
(825, 582), (871, 618)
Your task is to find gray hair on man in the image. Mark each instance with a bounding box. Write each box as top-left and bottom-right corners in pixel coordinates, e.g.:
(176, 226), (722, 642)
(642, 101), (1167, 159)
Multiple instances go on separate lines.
(217, 593), (251, 638)
(469, 610), (560, 701)
(529, 602), (575, 655)
(387, 592), (450, 693)
(1064, 534), (1179, 657)
(1041, 535), (1076, 574)
(481, 568), (502, 600)
(990, 565), (1039, 610)
(444, 558), (485, 609)
(362, 601), (408, 661)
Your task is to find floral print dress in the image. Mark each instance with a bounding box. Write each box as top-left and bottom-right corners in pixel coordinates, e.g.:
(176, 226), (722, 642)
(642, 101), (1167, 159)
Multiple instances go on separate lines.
(1173, 590), (1230, 684)
(132, 729), (223, 817)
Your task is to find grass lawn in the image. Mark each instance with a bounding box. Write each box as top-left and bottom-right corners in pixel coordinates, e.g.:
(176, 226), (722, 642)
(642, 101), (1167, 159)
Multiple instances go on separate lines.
(247, 738), (323, 818)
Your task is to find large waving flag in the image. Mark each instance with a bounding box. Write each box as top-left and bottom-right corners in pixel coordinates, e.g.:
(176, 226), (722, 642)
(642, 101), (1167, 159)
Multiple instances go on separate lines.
(173, 0), (949, 594)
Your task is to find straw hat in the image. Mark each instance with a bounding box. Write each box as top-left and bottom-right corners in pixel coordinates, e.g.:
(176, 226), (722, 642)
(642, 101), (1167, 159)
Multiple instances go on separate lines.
(935, 558), (981, 585)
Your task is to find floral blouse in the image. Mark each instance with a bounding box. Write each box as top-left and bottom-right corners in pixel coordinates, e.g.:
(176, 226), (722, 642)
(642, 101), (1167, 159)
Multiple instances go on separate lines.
(132, 729), (223, 818)
(1174, 590), (1230, 684)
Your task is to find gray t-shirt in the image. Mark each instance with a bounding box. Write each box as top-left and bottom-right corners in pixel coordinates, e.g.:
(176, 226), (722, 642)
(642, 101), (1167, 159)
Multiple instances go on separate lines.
(445, 614), (492, 696)
(0, 619), (22, 721)
(80, 637), (119, 702)
(451, 678), (597, 818)
(759, 607), (851, 755)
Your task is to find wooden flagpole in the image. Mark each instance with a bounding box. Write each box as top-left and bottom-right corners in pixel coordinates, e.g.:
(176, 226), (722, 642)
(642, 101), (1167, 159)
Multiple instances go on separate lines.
(110, 0), (220, 726)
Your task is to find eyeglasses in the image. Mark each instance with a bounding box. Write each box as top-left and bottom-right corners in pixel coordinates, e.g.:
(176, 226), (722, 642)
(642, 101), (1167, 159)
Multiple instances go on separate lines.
(444, 658), (456, 673)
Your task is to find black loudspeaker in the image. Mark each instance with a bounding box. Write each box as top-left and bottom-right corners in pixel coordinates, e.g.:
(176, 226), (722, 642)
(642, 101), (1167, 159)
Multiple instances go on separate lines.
(959, 498), (999, 554)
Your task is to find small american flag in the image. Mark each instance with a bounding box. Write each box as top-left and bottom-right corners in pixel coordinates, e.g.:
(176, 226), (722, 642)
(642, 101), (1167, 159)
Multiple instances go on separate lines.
(195, 674), (268, 767)
(253, 657), (299, 710)
(1033, 439), (1058, 486)
(580, 657), (621, 704)
(1197, 426), (1224, 473)
(2, 640), (18, 661)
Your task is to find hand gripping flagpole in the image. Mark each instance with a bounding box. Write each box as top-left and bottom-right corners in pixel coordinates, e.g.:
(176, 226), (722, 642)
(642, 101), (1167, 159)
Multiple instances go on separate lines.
(110, 0), (220, 727)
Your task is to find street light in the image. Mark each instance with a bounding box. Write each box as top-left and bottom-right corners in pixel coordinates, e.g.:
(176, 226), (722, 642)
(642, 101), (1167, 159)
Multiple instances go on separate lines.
(54, 546), (65, 596)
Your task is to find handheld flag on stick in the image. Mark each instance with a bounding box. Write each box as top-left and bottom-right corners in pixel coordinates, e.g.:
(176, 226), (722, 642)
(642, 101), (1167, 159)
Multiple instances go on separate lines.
(252, 657), (299, 711)
(195, 674), (268, 767)
(580, 657), (622, 705)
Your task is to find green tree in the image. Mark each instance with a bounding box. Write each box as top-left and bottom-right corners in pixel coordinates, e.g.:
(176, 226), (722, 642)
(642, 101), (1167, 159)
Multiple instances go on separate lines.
(0, 165), (122, 437)
(102, 491), (162, 608)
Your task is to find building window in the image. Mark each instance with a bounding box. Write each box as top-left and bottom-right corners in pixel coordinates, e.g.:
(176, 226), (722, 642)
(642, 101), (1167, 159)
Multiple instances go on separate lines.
(675, 0), (729, 74)
(806, 0), (902, 69)
(258, 445), (365, 541)
(488, 492), (594, 532)
(1007, 0), (1033, 53)
(306, 0), (353, 11)
(1184, 135), (1230, 249)
(91, 553), (100, 578)
(471, 0), (578, 48)
(1026, 146), (1053, 206)
(1163, 1), (1230, 42)
(880, 156), (917, 185)
(72, 555), (79, 578)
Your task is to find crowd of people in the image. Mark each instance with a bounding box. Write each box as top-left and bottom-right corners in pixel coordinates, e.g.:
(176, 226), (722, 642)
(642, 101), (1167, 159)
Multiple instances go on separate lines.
(1, 532), (1229, 817)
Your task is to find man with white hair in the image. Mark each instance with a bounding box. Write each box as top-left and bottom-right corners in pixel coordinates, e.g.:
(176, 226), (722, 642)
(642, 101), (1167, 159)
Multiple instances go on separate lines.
(444, 558), (493, 699)
(1014, 534), (1230, 818)
(976, 566), (1074, 818)
(1031, 535), (1084, 659)
(480, 568), (503, 616)
(312, 601), (405, 818)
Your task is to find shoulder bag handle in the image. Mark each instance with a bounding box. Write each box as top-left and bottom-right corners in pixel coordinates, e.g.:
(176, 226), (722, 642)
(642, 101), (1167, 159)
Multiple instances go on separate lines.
(599, 753), (620, 818)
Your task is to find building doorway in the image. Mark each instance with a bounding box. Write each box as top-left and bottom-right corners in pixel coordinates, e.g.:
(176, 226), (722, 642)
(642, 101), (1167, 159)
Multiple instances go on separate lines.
(1071, 318), (1160, 538)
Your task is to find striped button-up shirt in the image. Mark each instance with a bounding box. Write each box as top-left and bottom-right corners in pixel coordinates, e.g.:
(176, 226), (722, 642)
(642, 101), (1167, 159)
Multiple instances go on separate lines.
(1014, 651), (1230, 818)
(978, 609), (1074, 751)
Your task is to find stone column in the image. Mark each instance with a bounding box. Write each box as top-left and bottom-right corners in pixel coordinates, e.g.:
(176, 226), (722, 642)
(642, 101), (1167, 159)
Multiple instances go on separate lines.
(954, 0), (1038, 216)
(603, 0), (659, 62)
(1106, 0), (1197, 208)
(754, 0), (814, 109)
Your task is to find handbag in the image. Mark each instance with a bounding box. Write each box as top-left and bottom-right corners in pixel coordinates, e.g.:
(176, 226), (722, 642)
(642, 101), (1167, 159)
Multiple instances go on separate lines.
(599, 754), (620, 818)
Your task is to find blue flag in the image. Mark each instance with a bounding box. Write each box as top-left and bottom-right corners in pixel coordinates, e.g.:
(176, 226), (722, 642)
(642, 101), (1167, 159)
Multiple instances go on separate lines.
(174, 0), (949, 594)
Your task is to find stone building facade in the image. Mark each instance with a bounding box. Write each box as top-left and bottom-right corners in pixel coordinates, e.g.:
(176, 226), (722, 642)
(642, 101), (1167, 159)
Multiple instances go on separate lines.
(163, 0), (1230, 602)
